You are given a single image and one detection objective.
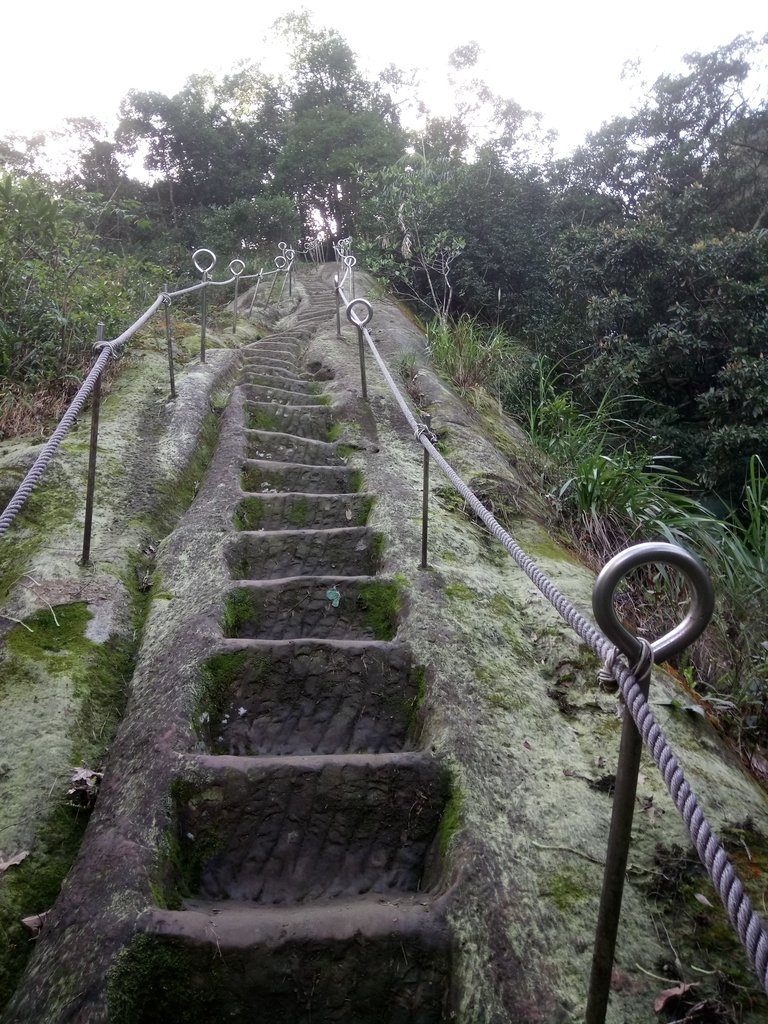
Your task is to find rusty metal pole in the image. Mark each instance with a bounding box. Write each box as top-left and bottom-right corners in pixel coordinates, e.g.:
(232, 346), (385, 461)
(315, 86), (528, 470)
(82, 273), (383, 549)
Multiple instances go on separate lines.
(163, 286), (176, 399)
(82, 323), (105, 564)
(420, 414), (431, 569)
(200, 271), (208, 363)
(357, 325), (368, 400)
(585, 659), (652, 1024)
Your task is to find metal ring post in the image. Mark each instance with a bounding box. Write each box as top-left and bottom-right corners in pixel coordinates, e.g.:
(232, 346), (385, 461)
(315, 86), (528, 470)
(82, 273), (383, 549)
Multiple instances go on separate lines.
(163, 285), (176, 399)
(82, 323), (105, 564)
(421, 414), (431, 569)
(230, 259), (245, 334)
(586, 543), (714, 1024)
(346, 299), (373, 400)
(193, 250), (216, 364)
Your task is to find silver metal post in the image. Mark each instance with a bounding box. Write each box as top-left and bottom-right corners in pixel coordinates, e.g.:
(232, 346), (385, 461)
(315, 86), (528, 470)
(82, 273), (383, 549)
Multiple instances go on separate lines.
(163, 285), (176, 399)
(82, 323), (105, 564)
(335, 275), (341, 338)
(345, 299), (373, 401)
(421, 414), (431, 569)
(586, 543), (714, 1024)
(232, 274), (239, 333)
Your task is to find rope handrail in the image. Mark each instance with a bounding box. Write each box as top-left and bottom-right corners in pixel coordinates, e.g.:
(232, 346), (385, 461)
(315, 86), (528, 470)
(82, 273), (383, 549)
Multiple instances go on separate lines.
(336, 274), (768, 1001)
(0, 243), (293, 542)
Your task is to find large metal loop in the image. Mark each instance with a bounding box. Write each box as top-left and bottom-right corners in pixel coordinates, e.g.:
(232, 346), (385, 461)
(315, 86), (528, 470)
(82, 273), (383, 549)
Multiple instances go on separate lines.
(192, 248), (216, 276)
(592, 541), (714, 664)
(278, 241), (288, 253)
(343, 255), (357, 269)
(228, 259), (245, 277)
(274, 255), (288, 270)
(284, 248), (296, 263)
(346, 298), (373, 327)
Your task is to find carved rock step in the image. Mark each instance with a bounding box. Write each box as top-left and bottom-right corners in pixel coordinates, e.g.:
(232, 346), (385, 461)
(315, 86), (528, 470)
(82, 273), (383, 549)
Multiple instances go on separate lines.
(222, 577), (398, 641)
(124, 895), (449, 1024)
(244, 401), (334, 440)
(242, 459), (357, 496)
(240, 353), (297, 374)
(196, 639), (420, 756)
(241, 372), (316, 394)
(234, 492), (373, 531)
(242, 383), (329, 406)
(226, 527), (380, 580)
(244, 430), (342, 466)
(174, 752), (448, 903)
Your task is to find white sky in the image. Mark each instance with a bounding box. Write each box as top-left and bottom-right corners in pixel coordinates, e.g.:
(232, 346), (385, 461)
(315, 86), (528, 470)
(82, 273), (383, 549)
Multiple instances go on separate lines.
(2, 0), (766, 156)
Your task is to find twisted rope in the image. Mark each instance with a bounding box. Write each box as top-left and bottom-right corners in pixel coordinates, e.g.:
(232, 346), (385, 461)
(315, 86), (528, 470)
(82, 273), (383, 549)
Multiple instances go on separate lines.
(0, 346), (113, 537)
(341, 286), (768, 996)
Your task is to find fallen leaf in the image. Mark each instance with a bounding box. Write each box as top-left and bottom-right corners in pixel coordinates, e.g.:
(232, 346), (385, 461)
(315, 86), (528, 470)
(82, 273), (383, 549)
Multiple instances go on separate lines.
(694, 892), (714, 908)
(0, 850), (29, 873)
(654, 982), (696, 1013)
(21, 909), (50, 932)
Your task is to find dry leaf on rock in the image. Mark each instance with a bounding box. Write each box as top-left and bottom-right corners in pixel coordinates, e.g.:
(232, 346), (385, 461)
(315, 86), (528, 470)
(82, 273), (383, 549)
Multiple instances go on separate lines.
(0, 850), (29, 873)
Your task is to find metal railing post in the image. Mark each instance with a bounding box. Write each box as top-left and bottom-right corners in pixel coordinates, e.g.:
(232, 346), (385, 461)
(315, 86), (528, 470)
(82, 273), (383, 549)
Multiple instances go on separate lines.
(81, 323), (105, 565)
(200, 272), (208, 362)
(229, 259), (245, 334)
(335, 275), (342, 338)
(420, 414), (431, 569)
(192, 249), (216, 364)
(248, 270), (263, 317)
(357, 326), (368, 399)
(586, 543), (714, 1024)
(345, 299), (373, 401)
(163, 285), (176, 400)
(585, 654), (652, 1024)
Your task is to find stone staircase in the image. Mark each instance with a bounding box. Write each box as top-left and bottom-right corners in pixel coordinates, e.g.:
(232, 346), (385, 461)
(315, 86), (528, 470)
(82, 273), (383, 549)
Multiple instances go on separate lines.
(128, 273), (453, 1022)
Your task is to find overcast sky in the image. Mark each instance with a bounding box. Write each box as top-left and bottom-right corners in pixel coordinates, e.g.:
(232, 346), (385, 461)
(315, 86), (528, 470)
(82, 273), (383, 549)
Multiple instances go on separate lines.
(2, 1), (765, 155)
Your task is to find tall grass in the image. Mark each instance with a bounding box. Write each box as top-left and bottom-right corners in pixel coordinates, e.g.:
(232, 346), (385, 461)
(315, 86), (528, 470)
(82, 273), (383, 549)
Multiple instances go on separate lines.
(514, 353), (768, 754)
(426, 314), (510, 395)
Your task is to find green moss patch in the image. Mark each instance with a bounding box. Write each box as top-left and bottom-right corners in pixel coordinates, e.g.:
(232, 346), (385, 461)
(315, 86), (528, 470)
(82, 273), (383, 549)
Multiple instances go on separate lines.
(221, 590), (257, 637)
(438, 777), (464, 858)
(233, 497), (264, 530)
(245, 406), (281, 432)
(356, 580), (401, 640)
(543, 866), (589, 913)
(287, 497), (309, 527)
(444, 582), (475, 601)
(108, 933), (228, 1023)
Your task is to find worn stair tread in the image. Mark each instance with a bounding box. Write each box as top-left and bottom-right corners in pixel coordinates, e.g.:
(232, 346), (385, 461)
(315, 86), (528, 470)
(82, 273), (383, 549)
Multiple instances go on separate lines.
(146, 893), (448, 948)
(188, 749), (435, 773)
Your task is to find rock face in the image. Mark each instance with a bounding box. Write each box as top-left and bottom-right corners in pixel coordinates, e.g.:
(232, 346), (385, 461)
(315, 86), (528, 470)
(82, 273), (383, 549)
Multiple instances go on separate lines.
(2, 265), (768, 1023)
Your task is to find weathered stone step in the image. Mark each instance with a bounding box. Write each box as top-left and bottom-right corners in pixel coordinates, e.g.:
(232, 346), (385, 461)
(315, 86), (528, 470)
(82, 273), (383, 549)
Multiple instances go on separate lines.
(222, 577), (399, 638)
(226, 527), (381, 580)
(234, 492), (374, 531)
(242, 460), (357, 496)
(195, 639), (420, 756)
(242, 383), (329, 406)
(244, 430), (342, 466)
(222, 577), (400, 641)
(240, 366), (308, 388)
(173, 752), (448, 903)
(241, 372), (315, 394)
(241, 353), (296, 374)
(244, 401), (334, 440)
(122, 895), (449, 1023)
